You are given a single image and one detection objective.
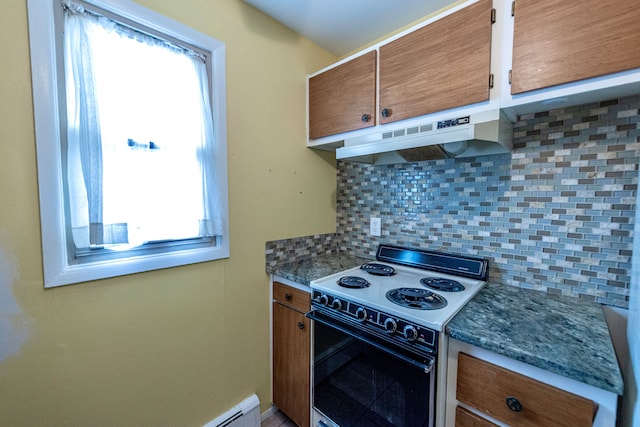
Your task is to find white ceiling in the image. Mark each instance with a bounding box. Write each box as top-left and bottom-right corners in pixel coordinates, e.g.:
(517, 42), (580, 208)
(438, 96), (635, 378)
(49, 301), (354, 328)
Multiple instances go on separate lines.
(243, 0), (457, 56)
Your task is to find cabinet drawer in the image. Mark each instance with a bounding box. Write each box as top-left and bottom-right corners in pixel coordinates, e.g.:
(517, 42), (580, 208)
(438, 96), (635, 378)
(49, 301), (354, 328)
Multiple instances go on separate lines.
(273, 282), (310, 312)
(457, 352), (596, 427)
(455, 406), (497, 427)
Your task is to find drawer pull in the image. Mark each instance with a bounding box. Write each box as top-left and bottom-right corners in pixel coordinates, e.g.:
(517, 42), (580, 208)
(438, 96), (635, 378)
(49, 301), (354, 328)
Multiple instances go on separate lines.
(506, 396), (523, 412)
(297, 321), (305, 330)
(284, 293), (292, 301)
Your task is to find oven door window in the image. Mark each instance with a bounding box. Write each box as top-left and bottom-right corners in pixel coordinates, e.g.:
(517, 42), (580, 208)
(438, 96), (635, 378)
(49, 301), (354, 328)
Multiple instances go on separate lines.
(314, 320), (435, 427)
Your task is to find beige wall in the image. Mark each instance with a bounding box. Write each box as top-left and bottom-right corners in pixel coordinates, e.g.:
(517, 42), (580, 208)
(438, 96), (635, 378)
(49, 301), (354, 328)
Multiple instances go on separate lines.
(0, 0), (337, 425)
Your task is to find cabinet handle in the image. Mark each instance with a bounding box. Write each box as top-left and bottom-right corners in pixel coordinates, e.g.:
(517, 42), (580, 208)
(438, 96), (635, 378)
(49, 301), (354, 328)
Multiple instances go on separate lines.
(284, 293), (292, 302)
(505, 396), (523, 412)
(381, 108), (392, 118)
(297, 321), (305, 330)
(361, 113), (371, 123)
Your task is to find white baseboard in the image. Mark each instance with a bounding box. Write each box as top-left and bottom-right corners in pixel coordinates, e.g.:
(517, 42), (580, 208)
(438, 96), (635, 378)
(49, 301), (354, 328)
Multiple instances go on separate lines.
(203, 394), (260, 427)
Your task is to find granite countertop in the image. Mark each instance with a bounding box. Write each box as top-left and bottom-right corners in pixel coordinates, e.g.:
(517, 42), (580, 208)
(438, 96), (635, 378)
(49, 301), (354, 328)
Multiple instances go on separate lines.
(269, 255), (624, 395)
(268, 253), (371, 286)
(446, 282), (624, 395)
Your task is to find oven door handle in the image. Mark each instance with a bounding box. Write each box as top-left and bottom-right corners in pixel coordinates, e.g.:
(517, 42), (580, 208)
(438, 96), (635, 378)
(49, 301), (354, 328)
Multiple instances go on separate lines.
(307, 311), (435, 374)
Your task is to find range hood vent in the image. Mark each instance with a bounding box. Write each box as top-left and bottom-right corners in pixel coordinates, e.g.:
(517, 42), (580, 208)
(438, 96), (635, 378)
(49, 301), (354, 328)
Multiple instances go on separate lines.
(335, 110), (513, 165)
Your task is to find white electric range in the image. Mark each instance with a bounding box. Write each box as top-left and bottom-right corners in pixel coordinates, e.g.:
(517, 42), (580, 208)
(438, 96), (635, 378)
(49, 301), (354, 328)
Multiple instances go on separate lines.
(307, 244), (488, 427)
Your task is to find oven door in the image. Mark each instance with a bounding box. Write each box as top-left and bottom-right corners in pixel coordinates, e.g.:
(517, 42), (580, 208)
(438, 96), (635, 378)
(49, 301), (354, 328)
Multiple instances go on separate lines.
(308, 310), (436, 427)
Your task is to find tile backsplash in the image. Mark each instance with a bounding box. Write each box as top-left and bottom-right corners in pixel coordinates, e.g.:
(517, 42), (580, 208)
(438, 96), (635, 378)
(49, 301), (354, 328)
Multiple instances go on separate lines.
(335, 96), (640, 308)
(265, 233), (337, 272)
(265, 96), (639, 307)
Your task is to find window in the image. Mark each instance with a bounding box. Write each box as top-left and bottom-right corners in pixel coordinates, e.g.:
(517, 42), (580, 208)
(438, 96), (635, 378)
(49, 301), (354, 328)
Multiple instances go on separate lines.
(28, 0), (229, 287)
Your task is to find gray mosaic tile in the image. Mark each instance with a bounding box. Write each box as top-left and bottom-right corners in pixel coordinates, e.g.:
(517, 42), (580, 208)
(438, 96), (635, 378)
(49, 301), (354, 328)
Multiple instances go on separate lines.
(265, 233), (337, 273)
(334, 96), (640, 308)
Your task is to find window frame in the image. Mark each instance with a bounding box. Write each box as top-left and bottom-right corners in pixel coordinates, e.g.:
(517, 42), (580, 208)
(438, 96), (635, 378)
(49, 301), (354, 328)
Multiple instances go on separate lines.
(28, 0), (230, 288)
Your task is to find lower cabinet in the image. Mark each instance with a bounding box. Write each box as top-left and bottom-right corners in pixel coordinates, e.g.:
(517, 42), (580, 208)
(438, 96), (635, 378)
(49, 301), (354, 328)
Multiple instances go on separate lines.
(446, 339), (618, 427)
(456, 353), (595, 427)
(272, 282), (311, 427)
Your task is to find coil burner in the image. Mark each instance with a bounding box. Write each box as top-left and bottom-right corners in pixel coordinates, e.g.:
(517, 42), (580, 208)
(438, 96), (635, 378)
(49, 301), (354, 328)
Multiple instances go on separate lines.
(360, 262), (396, 276)
(421, 277), (465, 292)
(337, 276), (371, 289)
(386, 287), (447, 310)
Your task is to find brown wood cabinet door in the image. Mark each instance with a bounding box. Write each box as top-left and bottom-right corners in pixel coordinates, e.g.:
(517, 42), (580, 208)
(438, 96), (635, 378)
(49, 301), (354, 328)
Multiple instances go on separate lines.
(379, 0), (493, 125)
(272, 301), (310, 427)
(511, 0), (640, 94)
(308, 51), (376, 139)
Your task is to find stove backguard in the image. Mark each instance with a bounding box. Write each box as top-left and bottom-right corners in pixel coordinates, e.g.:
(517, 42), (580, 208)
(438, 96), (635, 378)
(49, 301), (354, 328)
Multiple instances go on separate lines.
(375, 244), (488, 281)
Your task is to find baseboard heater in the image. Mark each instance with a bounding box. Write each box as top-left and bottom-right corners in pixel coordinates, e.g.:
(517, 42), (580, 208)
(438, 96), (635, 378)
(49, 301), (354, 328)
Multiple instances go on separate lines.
(203, 394), (260, 427)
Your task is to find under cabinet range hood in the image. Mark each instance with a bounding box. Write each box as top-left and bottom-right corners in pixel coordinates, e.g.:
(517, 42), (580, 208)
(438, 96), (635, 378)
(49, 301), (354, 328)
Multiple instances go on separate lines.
(335, 110), (513, 165)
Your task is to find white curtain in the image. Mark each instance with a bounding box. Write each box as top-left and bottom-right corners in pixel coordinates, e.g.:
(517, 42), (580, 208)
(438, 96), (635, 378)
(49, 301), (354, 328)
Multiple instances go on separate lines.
(64, 7), (114, 248)
(194, 59), (225, 238)
(63, 0), (223, 249)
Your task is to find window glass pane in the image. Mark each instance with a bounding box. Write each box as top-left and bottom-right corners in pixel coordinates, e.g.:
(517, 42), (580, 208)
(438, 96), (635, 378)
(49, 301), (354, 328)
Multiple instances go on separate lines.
(78, 18), (209, 248)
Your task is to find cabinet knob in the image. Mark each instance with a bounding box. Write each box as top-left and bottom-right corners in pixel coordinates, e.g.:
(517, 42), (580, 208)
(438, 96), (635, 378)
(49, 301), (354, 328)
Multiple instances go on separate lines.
(297, 321), (305, 330)
(505, 396), (523, 412)
(381, 108), (392, 118)
(361, 113), (371, 123)
(284, 293), (292, 302)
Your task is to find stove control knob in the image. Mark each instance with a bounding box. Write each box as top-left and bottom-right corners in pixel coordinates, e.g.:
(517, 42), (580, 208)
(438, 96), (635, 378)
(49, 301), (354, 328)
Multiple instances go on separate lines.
(318, 294), (329, 306)
(403, 325), (418, 342)
(355, 307), (368, 321)
(384, 318), (397, 333)
(332, 299), (343, 311)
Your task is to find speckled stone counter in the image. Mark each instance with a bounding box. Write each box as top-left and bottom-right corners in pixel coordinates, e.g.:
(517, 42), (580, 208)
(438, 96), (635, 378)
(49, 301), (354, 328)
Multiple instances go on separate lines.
(446, 282), (624, 395)
(268, 253), (371, 286)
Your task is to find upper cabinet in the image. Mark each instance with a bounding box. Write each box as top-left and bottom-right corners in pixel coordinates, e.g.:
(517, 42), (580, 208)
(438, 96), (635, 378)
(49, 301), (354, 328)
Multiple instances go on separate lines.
(308, 51), (376, 140)
(306, 0), (640, 150)
(511, 0), (640, 95)
(379, 0), (493, 124)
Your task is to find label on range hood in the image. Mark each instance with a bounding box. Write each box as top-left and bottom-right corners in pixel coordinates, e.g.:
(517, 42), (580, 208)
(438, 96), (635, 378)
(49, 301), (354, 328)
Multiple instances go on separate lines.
(437, 115), (470, 129)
